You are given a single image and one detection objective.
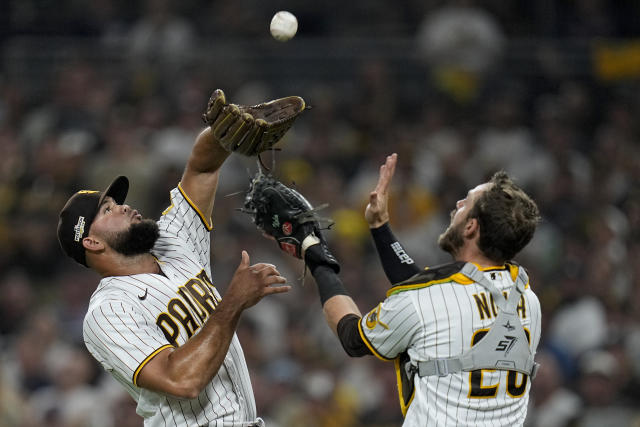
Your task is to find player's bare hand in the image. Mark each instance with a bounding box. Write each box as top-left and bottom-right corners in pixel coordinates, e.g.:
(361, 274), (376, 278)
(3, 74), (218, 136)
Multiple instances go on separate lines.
(227, 251), (289, 309)
(365, 153), (397, 228)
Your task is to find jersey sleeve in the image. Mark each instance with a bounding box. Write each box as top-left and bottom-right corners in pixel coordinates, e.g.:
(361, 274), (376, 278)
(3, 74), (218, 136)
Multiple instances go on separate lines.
(358, 292), (420, 360)
(83, 299), (174, 387)
(156, 184), (212, 270)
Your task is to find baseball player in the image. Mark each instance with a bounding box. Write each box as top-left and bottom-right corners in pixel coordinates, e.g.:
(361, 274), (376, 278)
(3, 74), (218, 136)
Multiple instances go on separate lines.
(56, 90), (296, 426)
(285, 154), (543, 426)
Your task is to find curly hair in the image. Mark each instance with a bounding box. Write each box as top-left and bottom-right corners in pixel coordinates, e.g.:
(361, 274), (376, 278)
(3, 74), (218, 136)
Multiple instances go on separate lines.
(467, 171), (541, 263)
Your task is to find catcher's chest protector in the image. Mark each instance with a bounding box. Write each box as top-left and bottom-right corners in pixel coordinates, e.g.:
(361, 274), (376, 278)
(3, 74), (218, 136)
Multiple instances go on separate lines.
(411, 262), (539, 378)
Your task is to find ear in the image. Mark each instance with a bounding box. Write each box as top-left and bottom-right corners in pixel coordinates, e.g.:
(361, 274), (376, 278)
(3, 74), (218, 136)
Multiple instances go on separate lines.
(82, 235), (105, 252)
(463, 217), (479, 238)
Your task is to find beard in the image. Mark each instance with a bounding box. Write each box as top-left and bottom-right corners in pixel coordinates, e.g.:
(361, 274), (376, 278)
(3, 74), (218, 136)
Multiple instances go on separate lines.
(438, 220), (465, 257)
(107, 219), (159, 257)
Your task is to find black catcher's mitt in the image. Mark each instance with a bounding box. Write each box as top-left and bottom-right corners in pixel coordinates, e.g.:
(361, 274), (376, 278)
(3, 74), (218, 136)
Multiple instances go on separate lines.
(243, 170), (340, 273)
(203, 89), (305, 156)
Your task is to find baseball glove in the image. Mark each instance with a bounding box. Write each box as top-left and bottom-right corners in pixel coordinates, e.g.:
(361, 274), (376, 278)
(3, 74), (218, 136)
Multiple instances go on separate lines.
(243, 170), (340, 273)
(202, 89), (306, 156)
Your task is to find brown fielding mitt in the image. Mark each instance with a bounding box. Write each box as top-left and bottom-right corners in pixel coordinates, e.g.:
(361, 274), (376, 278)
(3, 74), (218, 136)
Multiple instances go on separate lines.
(202, 89), (305, 156)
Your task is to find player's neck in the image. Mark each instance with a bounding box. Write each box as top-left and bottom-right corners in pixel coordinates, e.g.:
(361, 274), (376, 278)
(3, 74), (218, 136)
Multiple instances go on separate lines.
(454, 243), (500, 268)
(96, 252), (161, 277)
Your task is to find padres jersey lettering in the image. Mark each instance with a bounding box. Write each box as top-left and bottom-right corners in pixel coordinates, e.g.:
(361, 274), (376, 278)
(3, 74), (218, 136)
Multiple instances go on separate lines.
(359, 262), (542, 427)
(83, 184), (259, 427)
(154, 271), (222, 345)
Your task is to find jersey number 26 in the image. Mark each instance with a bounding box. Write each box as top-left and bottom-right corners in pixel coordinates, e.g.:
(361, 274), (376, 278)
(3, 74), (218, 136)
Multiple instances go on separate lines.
(468, 328), (531, 399)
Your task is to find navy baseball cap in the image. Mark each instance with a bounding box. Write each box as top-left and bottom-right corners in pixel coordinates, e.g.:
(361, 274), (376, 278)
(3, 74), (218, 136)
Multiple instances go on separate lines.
(57, 176), (129, 266)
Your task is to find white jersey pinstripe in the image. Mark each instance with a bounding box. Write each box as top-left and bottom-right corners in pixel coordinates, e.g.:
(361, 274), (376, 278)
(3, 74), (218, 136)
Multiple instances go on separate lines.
(83, 185), (260, 427)
(359, 264), (542, 427)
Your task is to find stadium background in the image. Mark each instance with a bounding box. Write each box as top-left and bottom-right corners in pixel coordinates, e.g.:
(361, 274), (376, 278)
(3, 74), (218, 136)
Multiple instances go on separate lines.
(0, 0), (639, 426)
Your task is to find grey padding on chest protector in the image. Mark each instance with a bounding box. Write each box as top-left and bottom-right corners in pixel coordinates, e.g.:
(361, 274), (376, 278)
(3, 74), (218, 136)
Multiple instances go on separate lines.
(414, 263), (539, 378)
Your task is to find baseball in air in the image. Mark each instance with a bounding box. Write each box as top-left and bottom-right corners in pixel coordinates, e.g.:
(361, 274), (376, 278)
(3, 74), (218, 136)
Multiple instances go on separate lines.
(270, 11), (298, 42)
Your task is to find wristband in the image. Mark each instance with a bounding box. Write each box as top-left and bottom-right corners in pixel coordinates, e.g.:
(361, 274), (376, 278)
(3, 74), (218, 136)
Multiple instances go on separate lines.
(301, 234), (321, 256)
(311, 265), (348, 306)
(370, 222), (420, 284)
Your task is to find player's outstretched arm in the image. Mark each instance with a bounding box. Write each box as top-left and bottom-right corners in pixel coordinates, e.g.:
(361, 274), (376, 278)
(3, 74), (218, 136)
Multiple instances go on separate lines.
(180, 126), (231, 222)
(179, 88), (255, 222)
(243, 173), (371, 356)
(366, 154), (421, 284)
(180, 90), (240, 222)
(137, 251), (289, 399)
(307, 263), (371, 357)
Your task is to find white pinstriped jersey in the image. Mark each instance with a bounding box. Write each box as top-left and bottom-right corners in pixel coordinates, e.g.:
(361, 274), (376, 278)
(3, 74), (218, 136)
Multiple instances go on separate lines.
(359, 263), (542, 427)
(83, 185), (259, 427)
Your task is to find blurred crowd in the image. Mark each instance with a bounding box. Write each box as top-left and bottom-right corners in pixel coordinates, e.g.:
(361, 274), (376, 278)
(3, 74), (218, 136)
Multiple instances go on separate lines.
(1, 0), (639, 426)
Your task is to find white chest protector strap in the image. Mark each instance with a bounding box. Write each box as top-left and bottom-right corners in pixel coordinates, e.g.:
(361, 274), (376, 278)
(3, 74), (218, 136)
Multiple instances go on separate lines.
(414, 263), (539, 379)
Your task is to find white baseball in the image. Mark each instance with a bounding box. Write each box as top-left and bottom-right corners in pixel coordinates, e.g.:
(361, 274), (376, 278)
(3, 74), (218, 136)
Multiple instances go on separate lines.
(270, 11), (298, 42)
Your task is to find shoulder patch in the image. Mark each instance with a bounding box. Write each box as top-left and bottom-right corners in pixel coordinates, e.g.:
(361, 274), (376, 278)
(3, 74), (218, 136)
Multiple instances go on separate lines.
(364, 303), (389, 330)
(387, 261), (469, 297)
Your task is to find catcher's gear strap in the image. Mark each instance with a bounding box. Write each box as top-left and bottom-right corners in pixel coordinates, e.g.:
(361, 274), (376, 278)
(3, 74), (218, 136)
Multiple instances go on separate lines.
(370, 223), (421, 285)
(310, 264), (348, 306)
(395, 351), (415, 417)
(413, 262), (540, 378)
(336, 313), (372, 357)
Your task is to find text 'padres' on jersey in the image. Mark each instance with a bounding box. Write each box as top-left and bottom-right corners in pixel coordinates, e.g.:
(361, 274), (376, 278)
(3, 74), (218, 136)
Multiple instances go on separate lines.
(358, 262), (542, 427)
(83, 184), (259, 427)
